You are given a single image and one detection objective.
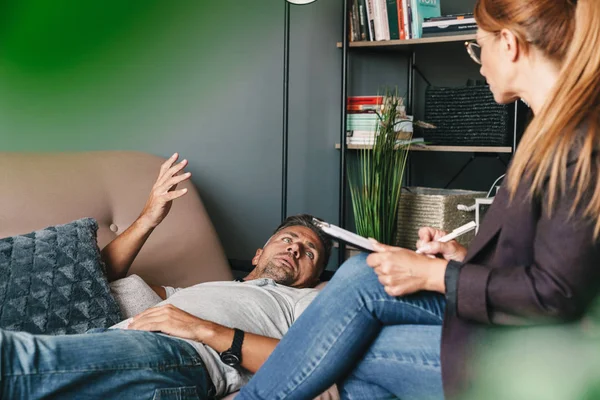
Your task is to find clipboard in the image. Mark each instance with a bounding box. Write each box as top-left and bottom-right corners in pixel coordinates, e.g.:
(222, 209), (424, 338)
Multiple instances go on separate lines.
(312, 218), (375, 252)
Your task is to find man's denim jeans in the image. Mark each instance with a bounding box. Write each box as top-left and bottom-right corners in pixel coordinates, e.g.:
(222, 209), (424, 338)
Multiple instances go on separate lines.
(238, 253), (446, 400)
(0, 328), (215, 399)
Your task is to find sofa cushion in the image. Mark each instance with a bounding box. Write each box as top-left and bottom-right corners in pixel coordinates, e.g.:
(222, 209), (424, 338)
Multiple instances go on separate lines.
(0, 218), (122, 335)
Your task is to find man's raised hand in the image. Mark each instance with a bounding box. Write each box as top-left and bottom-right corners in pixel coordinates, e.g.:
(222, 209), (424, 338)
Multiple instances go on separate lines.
(138, 153), (191, 230)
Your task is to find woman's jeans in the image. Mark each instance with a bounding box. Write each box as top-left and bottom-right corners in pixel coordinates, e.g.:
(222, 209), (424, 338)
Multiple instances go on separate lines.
(0, 328), (215, 399)
(238, 253), (446, 400)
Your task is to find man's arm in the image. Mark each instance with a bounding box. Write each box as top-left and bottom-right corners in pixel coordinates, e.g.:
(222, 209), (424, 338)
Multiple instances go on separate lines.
(101, 153), (191, 282)
(127, 304), (279, 373)
(101, 219), (156, 282)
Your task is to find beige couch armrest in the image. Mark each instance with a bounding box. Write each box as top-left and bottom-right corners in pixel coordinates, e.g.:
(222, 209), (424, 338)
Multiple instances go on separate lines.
(0, 151), (232, 287)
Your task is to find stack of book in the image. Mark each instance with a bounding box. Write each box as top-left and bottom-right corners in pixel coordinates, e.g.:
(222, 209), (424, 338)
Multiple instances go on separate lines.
(422, 13), (477, 38)
(349, 0), (443, 42)
(347, 95), (382, 145)
(346, 96), (423, 146)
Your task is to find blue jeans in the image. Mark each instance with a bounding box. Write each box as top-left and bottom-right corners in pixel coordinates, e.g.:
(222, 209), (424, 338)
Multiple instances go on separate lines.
(238, 253), (446, 400)
(0, 328), (215, 399)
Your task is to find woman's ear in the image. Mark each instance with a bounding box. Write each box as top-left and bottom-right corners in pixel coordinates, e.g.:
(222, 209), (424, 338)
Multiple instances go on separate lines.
(500, 28), (521, 62)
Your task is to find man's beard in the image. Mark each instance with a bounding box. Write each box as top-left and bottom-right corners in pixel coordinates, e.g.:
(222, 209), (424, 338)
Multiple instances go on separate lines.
(259, 260), (295, 286)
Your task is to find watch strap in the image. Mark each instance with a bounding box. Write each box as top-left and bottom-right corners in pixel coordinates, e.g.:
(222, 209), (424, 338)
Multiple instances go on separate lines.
(219, 328), (245, 367)
(230, 328), (244, 357)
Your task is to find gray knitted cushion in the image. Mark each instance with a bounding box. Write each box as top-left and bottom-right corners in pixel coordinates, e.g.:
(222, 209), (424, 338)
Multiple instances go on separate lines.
(0, 218), (122, 335)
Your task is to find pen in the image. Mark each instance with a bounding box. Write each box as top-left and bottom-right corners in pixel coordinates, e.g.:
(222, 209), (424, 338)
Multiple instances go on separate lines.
(415, 221), (477, 254)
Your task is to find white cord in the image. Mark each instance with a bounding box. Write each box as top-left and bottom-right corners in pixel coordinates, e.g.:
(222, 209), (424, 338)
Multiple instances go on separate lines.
(457, 173), (506, 212)
(486, 174), (506, 198)
(457, 204), (477, 212)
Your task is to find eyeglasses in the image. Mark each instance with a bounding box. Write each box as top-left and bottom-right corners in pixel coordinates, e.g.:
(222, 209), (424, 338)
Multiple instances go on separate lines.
(465, 41), (482, 65)
(465, 33), (499, 65)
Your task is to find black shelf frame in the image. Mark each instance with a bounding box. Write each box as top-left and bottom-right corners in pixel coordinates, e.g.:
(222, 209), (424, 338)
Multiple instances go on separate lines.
(335, 10), (529, 266)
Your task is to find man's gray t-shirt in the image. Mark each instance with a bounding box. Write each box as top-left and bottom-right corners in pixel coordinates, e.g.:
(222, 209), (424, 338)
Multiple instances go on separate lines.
(110, 278), (319, 396)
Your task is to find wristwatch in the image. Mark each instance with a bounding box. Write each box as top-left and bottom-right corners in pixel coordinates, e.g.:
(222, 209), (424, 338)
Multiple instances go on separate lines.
(219, 328), (245, 367)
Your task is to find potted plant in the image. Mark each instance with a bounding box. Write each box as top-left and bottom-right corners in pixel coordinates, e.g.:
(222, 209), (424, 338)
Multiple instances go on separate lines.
(347, 89), (430, 246)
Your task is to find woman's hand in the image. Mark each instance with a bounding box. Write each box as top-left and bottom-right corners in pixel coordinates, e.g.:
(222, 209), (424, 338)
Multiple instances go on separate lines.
(415, 227), (468, 262)
(367, 240), (448, 296)
(138, 153), (191, 230)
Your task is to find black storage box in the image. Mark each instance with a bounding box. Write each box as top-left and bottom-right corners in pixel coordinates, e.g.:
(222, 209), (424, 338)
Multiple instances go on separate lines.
(424, 85), (523, 147)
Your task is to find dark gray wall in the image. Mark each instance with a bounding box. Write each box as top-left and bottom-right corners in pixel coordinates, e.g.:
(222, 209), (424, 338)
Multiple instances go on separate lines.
(286, 0), (344, 268)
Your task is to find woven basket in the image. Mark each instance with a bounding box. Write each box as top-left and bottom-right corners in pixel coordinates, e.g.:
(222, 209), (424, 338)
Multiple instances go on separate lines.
(423, 85), (511, 146)
(396, 187), (486, 250)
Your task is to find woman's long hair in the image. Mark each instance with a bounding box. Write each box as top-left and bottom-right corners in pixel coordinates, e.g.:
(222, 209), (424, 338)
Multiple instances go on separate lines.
(475, 0), (600, 237)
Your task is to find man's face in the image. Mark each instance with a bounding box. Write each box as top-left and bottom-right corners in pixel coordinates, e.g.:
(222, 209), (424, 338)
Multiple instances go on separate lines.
(251, 225), (325, 288)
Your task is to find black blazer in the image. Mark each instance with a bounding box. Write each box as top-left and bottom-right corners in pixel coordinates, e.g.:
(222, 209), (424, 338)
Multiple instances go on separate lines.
(440, 148), (600, 398)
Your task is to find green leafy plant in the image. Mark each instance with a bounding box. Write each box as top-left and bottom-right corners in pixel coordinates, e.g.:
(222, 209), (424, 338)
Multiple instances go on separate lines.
(347, 90), (415, 245)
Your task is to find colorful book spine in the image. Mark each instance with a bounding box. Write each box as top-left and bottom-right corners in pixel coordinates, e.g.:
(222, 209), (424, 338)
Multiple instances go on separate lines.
(347, 96), (385, 105)
(386, 0), (400, 40)
(405, 0), (413, 39)
(366, 0), (376, 41)
(397, 0), (406, 40)
(422, 24), (478, 37)
(372, 0), (382, 40)
(423, 17), (476, 28)
(348, 7), (356, 42)
(410, 0), (441, 39)
(377, 0), (390, 40)
(352, 0), (364, 41)
(424, 13), (474, 22)
(358, 0), (371, 41)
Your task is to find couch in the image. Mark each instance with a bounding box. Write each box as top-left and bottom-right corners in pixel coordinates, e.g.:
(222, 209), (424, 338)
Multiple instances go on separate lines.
(0, 151), (339, 400)
(0, 151), (232, 287)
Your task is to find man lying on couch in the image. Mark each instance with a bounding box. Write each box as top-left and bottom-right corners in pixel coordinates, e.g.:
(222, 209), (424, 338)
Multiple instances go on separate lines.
(0, 153), (333, 399)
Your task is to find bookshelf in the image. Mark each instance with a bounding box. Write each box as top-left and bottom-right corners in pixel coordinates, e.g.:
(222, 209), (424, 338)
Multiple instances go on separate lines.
(336, 33), (476, 48)
(335, 144), (513, 153)
(334, 2), (529, 266)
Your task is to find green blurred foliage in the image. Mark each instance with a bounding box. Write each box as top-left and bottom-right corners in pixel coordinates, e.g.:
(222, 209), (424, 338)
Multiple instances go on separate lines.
(0, 0), (222, 71)
(0, 0), (277, 150)
(461, 297), (600, 400)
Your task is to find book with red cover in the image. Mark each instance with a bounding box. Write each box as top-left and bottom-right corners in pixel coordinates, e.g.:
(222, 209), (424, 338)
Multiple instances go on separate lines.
(347, 96), (384, 105)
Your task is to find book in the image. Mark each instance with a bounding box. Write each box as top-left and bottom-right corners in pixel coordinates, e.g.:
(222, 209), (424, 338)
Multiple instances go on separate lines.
(347, 107), (381, 113)
(347, 96), (385, 105)
(424, 13), (474, 22)
(347, 118), (380, 123)
(348, 111), (380, 117)
(352, 0), (364, 41)
(397, 0), (406, 40)
(410, 0), (441, 39)
(423, 17), (476, 28)
(405, 0), (413, 39)
(381, 0), (391, 40)
(365, 0), (376, 41)
(372, 0), (382, 40)
(347, 117), (414, 134)
(348, 6), (356, 42)
(386, 0), (400, 40)
(376, 0), (391, 40)
(346, 137), (424, 145)
(358, 0), (371, 41)
(422, 24), (477, 37)
(348, 130), (414, 139)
